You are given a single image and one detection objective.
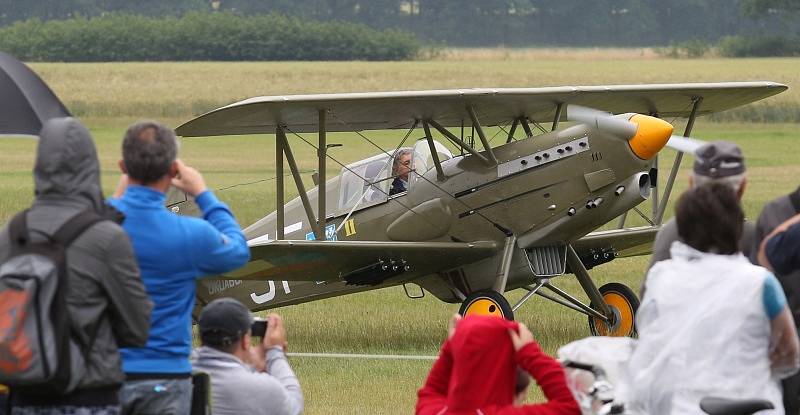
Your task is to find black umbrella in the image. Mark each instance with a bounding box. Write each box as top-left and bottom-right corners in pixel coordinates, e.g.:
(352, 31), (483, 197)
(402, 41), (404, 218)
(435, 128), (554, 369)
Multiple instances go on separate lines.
(0, 52), (71, 137)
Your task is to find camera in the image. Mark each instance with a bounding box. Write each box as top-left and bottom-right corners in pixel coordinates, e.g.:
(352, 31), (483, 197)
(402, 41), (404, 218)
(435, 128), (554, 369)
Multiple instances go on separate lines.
(251, 318), (268, 337)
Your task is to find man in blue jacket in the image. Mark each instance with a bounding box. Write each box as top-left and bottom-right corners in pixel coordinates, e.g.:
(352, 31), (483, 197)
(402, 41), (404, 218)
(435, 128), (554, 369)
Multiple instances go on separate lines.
(109, 121), (250, 415)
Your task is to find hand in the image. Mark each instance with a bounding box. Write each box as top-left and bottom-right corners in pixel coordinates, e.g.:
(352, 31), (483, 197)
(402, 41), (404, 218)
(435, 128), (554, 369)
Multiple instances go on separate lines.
(245, 334), (268, 373)
(113, 174), (129, 198)
(447, 314), (462, 340)
(264, 313), (287, 350)
(170, 159), (207, 197)
(508, 323), (535, 352)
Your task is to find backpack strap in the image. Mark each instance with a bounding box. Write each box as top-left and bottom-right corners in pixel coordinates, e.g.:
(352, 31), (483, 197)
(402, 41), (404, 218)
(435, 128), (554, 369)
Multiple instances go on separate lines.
(51, 210), (106, 248)
(7, 209), (30, 248)
(50, 210), (108, 370)
(790, 186), (800, 214)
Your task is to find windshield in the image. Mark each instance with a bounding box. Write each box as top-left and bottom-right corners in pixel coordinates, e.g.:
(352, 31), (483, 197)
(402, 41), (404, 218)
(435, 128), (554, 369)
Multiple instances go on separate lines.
(337, 152), (392, 213)
(412, 139), (453, 174)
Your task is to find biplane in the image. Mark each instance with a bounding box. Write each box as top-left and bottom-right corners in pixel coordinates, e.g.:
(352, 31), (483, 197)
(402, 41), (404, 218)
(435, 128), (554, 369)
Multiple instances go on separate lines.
(171, 82), (786, 337)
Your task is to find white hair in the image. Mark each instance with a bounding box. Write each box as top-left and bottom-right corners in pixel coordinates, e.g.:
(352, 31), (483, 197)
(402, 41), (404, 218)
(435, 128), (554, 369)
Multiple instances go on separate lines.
(691, 172), (746, 193)
(392, 148), (413, 174)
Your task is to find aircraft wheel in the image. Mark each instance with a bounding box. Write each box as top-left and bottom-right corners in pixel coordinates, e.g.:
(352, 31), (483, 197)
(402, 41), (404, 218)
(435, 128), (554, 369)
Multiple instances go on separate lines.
(588, 282), (639, 337)
(458, 290), (514, 320)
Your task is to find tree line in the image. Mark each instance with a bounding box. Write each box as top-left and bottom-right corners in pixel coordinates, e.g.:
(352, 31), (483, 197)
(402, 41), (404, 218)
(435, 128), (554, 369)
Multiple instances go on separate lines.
(0, 13), (419, 61)
(0, 0), (798, 46)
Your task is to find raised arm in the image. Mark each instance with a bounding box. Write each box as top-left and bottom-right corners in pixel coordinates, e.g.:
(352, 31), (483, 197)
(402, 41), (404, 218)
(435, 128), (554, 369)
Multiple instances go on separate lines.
(497, 325), (580, 415)
(170, 160), (250, 275)
(264, 314), (303, 415)
(759, 214), (800, 273)
(190, 190), (250, 274)
(417, 315), (460, 415)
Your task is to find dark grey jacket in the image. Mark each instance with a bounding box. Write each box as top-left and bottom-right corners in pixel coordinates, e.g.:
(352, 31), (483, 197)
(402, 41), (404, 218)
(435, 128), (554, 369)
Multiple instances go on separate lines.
(754, 189), (800, 324)
(0, 118), (152, 390)
(753, 188), (800, 414)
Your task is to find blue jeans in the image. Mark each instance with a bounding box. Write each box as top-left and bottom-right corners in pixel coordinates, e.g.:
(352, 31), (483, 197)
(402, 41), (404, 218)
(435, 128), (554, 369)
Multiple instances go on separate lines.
(120, 378), (191, 415)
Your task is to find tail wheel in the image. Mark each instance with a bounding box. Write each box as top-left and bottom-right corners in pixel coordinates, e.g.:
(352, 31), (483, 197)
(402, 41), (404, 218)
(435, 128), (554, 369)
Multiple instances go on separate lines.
(459, 290), (514, 320)
(588, 282), (639, 337)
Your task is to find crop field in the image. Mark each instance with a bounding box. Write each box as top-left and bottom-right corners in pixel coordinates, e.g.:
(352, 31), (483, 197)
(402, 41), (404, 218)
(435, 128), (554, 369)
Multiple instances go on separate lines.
(1, 56), (799, 413)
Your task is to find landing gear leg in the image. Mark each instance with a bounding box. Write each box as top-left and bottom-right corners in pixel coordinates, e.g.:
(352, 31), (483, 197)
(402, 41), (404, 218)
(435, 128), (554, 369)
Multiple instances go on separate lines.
(459, 235), (517, 320)
(588, 283), (639, 337)
(566, 245), (638, 337)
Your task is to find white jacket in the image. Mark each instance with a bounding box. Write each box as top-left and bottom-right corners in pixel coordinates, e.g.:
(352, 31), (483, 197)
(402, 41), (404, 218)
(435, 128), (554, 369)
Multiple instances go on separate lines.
(627, 241), (783, 414)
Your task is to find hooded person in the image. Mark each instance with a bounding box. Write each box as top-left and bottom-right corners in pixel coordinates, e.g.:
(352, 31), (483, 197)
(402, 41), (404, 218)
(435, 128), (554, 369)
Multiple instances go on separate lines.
(0, 117), (152, 414)
(416, 315), (580, 415)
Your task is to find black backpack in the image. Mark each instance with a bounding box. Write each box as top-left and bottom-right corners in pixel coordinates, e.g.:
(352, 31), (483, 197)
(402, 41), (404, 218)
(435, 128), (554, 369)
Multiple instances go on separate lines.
(0, 209), (105, 395)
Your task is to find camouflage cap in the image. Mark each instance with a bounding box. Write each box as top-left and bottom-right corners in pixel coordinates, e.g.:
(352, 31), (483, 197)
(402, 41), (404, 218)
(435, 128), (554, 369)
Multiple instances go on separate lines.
(693, 141), (745, 178)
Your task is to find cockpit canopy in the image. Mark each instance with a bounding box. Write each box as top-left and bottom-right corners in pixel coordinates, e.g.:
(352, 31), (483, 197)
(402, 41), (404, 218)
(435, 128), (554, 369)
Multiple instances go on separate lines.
(337, 139), (453, 214)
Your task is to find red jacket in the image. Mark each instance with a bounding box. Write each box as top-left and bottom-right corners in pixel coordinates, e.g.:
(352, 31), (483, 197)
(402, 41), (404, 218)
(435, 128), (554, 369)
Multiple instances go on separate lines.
(416, 316), (580, 415)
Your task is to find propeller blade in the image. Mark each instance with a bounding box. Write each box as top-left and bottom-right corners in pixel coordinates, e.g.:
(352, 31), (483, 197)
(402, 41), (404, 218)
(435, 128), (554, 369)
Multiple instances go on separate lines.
(566, 105), (638, 139)
(666, 135), (707, 155)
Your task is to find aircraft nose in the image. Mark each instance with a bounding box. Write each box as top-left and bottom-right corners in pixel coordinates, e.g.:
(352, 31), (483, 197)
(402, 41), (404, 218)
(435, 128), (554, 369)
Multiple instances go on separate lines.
(627, 114), (674, 160)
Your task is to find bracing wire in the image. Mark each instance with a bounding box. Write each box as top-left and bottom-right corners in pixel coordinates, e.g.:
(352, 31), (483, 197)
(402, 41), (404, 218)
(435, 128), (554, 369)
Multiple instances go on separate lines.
(327, 113), (513, 236)
(282, 121), (463, 239)
(215, 171), (314, 192)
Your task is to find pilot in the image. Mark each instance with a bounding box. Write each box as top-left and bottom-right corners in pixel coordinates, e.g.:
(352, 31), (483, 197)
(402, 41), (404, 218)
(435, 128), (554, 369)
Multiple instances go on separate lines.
(390, 149), (413, 195)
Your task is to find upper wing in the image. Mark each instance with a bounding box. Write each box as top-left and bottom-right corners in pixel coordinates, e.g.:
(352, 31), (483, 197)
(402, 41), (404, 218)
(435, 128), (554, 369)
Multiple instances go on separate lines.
(573, 225), (660, 260)
(219, 240), (498, 285)
(176, 82), (786, 136)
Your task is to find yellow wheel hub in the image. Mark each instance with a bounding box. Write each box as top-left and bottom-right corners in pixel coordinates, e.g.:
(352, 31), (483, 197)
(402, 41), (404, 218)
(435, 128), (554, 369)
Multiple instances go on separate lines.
(592, 292), (635, 337)
(464, 298), (505, 318)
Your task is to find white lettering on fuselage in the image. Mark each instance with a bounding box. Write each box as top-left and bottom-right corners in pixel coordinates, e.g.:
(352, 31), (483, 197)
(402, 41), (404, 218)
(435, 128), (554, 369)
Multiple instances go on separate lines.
(206, 279), (243, 295)
(250, 281), (292, 304)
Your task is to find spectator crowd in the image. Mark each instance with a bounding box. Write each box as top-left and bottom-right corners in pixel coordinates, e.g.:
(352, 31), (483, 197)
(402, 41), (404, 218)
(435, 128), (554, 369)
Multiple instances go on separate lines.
(1, 116), (800, 415)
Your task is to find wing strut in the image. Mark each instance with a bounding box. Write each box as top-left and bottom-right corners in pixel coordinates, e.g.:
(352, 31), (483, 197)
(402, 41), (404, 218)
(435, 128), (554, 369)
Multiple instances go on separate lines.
(466, 104), (498, 165)
(654, 96), (703, 224)
(277, 127), (322, 239)
(276, 126), (285, 239)
(427, 118), (491, 166)
(422, 121), (446, 181)
(506, 118), (519, 143)
(552, 103), (564, 131)
(317, 109), (327, 237)
(521, 118), (533, 138)
(491, 235), (517, 293)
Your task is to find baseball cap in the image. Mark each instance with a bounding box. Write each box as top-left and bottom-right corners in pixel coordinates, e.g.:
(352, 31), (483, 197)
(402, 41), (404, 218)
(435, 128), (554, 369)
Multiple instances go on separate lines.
(198, 297), (253, 346)
(693, 141), (745, 178)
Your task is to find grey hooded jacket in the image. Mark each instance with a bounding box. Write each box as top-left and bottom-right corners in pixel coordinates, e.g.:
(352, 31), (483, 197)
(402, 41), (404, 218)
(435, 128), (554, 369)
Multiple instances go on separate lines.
(0, 118), (152, 391)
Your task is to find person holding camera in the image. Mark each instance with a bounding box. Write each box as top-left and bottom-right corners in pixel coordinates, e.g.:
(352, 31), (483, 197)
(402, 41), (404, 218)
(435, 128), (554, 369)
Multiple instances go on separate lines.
(191, 298), (303, 415)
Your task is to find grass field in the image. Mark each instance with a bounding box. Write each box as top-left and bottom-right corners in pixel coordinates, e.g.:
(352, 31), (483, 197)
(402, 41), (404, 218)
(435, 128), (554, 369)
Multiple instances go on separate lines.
(1, 57), (799, 413)
(28, 57), (800, 121)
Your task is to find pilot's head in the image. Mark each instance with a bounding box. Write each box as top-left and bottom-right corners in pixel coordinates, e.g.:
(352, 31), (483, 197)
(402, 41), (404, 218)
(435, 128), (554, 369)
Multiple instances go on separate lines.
(393, 149), (413, 182)
(119, 120), (179, 187)
(689, 141), (747, 200)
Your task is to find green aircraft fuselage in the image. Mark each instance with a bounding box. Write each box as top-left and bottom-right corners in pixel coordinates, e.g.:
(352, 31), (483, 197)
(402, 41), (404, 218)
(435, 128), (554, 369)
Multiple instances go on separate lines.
(187, 122), (650, 312)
